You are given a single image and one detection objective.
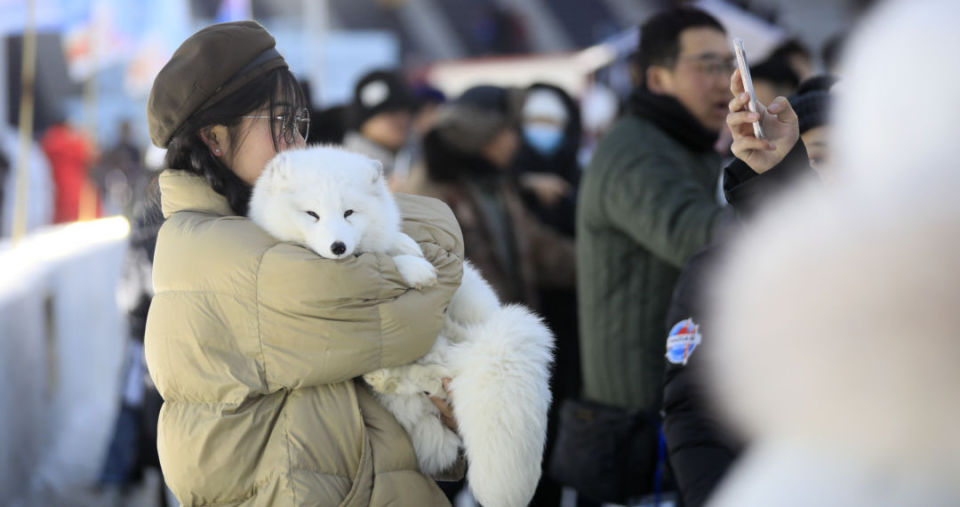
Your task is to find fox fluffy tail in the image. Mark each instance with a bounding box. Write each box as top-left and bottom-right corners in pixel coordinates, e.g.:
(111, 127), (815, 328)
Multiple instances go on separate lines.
(447, 304), (555, 507)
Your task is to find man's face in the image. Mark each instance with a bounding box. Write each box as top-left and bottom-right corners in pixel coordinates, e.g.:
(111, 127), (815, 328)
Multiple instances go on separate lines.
(653, 27), (734, 132)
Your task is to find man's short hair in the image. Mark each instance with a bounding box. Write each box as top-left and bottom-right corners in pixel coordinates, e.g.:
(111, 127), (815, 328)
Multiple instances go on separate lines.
(637, 7), (726, 80)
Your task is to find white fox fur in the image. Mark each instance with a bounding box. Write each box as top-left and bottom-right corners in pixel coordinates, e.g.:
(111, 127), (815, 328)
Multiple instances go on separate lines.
(248, 146), (554, 507)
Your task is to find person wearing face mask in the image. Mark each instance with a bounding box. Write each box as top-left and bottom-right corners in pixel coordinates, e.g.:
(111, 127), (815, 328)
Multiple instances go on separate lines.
(413, 85), (576, 308)
(513, 83), (582, 237)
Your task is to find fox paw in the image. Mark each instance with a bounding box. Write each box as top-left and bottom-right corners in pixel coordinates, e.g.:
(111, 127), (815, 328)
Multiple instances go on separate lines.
(394, 255), (437, 289)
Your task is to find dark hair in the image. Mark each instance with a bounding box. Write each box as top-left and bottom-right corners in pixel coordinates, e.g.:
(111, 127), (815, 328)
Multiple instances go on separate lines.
(795, 74), (837, 96)
(821, 33), (846, 72)
(769, 38), (811, 61)
(637, 7), (726, 82)
(750, 57), (800, 89)
(164, 67), (306, 216)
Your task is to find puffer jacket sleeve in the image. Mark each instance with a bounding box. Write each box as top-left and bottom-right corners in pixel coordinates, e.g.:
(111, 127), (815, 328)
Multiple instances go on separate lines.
(255, 194), (463, 391)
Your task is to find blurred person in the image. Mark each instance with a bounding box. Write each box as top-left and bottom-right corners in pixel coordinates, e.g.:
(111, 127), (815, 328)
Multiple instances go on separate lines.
(41, 120), (100, 223)
(343, 69), (415, 188)
(416, 84), (575, 306)
(307, 104), (348, 145)
(391, 83), (446, 194)
(412, 84), (575, 505)
(790, 75), (837, 180)
(821, 33), (846, 76)
(577, 81), (620, 168)
(749, 56), (800, 109)
(410, 83), (447, 137)
(767, 38), (815, 81)
(514, 83), (580, 236)
(144, 21), (465, 505)
(299, 79), (348, 145)
(566, 7), (736, 503)
(661, 67), (817, 507)
(93, 119), (145, 217)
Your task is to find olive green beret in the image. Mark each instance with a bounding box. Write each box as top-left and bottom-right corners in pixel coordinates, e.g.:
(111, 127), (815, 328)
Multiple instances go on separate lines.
(147, 21), (288, 148)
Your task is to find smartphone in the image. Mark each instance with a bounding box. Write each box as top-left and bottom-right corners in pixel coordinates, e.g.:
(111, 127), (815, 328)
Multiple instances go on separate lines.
(732, 38), (765, 139)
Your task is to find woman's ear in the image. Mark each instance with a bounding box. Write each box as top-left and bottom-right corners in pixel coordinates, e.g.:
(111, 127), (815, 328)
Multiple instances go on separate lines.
(199, 125), (229, 157)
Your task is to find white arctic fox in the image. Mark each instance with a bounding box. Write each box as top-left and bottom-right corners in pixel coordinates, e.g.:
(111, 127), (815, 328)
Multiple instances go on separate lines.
(248, 146), (554, 507)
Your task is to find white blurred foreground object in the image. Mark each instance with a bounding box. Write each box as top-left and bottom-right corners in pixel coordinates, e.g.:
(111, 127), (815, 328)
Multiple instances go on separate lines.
(705, 1), (960, 505)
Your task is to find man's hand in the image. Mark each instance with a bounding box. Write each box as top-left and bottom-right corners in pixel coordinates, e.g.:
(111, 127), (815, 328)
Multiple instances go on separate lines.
(727, 68), (799, 174)
(428, 378), (458, 432)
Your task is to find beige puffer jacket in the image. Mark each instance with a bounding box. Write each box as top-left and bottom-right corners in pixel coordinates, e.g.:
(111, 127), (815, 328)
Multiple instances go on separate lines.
(145, 170), (463, 506)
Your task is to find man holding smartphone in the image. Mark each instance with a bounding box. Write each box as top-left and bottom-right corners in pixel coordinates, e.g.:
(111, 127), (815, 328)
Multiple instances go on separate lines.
(574, 6), (738, 497)
(574, 4), (813, 498)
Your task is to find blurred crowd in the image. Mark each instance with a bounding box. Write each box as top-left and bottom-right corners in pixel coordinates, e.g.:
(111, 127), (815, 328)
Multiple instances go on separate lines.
(6, 0), (960, 505)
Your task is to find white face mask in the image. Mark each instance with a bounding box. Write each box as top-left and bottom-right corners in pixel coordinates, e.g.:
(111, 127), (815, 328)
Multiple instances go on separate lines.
(523, 124), (564, 155)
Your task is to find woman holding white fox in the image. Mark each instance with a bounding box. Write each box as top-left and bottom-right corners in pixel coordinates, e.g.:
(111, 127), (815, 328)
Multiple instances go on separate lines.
(144, 21), (466, 506)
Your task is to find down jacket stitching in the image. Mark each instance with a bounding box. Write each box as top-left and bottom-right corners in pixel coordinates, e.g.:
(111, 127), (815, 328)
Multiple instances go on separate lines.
(283, 393), (297, 505)
(253, 245), (270, 391)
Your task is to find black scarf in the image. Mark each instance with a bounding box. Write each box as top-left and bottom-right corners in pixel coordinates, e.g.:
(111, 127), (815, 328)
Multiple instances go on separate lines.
(627, 89), (719, 153)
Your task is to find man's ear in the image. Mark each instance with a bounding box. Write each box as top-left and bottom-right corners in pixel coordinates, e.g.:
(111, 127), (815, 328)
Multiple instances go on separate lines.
(199, 125), (229, 157)
(646, 65), (673, 95)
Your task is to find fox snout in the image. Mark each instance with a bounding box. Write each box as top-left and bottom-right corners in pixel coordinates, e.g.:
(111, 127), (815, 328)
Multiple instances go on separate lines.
(331, 241), (346, 256)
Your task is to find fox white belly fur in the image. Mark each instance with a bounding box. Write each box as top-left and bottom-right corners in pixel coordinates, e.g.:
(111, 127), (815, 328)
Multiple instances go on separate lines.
(248, 146), (554, 507)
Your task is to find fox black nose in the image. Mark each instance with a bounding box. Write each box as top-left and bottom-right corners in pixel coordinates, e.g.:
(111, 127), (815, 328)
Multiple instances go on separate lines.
(331, 241), (346, 256)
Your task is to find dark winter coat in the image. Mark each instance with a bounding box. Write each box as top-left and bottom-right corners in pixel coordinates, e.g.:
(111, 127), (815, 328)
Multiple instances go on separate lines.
(413, 129), (575, 308)
(576, 90), (730, 411)
(662, 141), (813, 507)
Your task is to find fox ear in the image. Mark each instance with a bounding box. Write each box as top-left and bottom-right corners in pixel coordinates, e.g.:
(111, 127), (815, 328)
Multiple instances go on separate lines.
(261, 152), (292, 191)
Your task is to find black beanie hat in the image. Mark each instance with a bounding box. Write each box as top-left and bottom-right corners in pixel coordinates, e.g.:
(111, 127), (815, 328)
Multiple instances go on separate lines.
(349, 69), (415, 129)
(789, 75), (837, 134)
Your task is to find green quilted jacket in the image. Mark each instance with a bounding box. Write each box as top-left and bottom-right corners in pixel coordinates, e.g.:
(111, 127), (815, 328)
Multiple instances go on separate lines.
(576, 114), (727, 410)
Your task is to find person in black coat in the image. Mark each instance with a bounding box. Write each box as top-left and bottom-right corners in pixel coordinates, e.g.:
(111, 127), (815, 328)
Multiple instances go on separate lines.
(661, 73), (830, 506)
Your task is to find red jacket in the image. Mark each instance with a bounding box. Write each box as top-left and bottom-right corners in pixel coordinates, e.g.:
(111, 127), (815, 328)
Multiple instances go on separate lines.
(42, 124), (99, 223)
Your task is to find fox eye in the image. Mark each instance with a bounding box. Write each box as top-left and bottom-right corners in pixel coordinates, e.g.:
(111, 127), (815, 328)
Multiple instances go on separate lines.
(306, 211), (319, 220)
(343, 210), (354, 218)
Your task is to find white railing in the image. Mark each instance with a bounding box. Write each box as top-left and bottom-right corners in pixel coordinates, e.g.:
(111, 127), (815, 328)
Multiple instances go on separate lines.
(0, 217), (129, 499)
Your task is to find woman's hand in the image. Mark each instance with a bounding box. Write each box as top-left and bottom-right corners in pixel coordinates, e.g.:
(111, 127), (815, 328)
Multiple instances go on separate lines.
(428, 378), (458, 432)
(727, 68), (799, 174)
